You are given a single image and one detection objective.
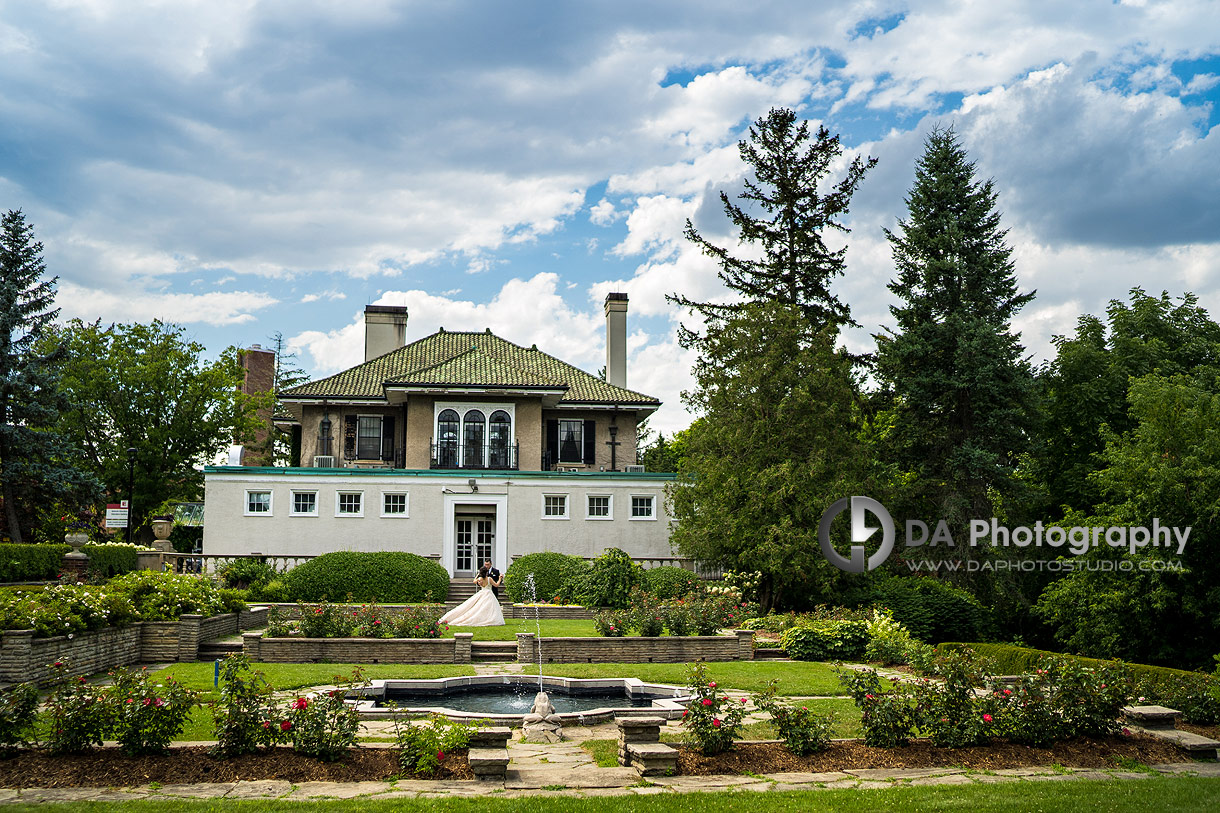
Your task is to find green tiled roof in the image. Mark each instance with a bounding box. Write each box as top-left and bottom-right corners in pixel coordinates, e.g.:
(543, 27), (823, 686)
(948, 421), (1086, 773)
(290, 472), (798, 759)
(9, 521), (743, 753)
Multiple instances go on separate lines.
(282, 330), (660, 405)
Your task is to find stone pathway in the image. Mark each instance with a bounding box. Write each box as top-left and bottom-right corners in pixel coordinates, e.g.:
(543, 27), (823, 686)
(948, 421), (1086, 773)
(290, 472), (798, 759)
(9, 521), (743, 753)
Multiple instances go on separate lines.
(5, 762), (1217, 803)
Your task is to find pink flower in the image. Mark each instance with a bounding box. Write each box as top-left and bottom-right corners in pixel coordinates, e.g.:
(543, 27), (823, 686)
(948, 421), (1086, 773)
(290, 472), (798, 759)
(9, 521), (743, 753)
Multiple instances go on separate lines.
(740, 697), (747, 704)
(983, 714), (993, 723)
(280, 720), (292, 732)
(712, 719), (721, 728)
(864, 694), (875, 700)
(142, 698), (152, 706)
(702, 698), (713, 706)
(708, 682), (716, 688)
(125, 698), (134, 704)
(262, 721), (270, 729)
(1003, 689), (1012, 696)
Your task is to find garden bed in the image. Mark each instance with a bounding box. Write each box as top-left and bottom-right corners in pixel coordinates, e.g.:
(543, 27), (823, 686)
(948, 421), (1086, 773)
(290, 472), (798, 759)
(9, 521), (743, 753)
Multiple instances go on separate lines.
(675, 734), (1188, 775)
(0, 746), (472, 788)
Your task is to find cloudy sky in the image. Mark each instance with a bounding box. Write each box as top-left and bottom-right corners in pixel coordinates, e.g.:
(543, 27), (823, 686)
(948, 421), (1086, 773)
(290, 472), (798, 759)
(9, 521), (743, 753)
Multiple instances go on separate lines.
(2, 1), (1218, 433)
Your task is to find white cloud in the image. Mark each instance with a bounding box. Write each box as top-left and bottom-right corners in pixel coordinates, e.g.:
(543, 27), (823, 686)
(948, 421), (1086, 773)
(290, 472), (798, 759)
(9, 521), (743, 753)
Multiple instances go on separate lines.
(57, 281), (277, 327)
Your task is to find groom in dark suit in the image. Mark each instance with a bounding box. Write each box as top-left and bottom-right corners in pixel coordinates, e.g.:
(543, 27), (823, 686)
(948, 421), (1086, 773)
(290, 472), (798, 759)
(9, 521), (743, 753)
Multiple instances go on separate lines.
(483, 559), (502, 598)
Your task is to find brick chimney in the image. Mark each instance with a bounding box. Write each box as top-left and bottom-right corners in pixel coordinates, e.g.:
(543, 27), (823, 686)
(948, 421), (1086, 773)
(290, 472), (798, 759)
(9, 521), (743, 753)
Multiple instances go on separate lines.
(364, 305), (409, 361)
(240, 344), (276, 466)
(604, 292), (628, 388)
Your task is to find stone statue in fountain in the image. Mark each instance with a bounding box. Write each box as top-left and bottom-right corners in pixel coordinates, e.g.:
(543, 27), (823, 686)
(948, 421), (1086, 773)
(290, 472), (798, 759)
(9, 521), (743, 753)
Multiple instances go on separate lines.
(521, 691), (563, 743)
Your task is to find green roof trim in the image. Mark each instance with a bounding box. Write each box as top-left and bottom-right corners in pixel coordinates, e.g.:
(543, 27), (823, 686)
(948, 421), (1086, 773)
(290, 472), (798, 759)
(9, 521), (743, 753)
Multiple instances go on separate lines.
(204, 466), (676, 480)
(281, 330), (659, 405)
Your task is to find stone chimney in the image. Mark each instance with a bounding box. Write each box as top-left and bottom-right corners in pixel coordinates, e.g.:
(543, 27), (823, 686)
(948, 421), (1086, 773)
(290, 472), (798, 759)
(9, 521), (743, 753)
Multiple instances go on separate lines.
(240, 344), (276, 466)
(364, 305), (409, 361)
(604, 292), (628, 388)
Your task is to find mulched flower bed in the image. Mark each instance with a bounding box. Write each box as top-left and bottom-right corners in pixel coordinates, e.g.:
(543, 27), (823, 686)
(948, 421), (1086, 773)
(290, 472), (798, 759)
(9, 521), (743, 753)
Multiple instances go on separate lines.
(0, 747), (473, 788)
(1178, 721), (1220, 740)
(677, 734), (1188, 776)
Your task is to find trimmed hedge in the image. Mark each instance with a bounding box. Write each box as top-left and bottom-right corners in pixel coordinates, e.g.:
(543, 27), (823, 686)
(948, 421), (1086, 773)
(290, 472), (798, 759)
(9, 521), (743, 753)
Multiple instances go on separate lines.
(0, 544), (71, 582)
(780, 620), (870, 661)
(81, 543), (140, 578)
(504, 551), (587, 604)
(938, 642), (1220, 724)
(870, 577), (994, 644)
(641, 566), (699, 600)
(284, 551), (449, 603)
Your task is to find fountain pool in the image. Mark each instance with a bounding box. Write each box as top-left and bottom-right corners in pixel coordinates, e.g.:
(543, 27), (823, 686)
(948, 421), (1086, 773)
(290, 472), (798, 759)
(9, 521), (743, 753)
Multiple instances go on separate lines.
(349, 675), (692, 726)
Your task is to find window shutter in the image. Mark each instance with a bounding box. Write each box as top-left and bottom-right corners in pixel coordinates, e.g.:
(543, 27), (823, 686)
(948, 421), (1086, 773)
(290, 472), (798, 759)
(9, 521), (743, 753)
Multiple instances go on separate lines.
(546, 419), (558, 469)
(343, 415), (357, 460)
(381, 416), (395, 462)
(583, 419), (596, 464)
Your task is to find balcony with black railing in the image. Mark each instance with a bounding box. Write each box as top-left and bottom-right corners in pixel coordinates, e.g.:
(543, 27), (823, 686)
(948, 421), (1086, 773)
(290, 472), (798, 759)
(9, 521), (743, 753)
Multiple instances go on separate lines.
(430, 442), (519, 470)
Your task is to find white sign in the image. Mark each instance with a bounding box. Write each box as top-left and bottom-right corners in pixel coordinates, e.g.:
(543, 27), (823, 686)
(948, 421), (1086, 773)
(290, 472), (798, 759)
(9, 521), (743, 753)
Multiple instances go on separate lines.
(105, 502), (129, 529)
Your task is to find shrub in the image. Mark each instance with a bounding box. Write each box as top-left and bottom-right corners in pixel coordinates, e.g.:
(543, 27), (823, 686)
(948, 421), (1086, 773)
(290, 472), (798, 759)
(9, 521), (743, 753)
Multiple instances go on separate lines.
(640, 566), (699, 600)
(108, 667), (197, 756)
(754, 681), (832, 755)
(286, 675), (364, 761)
(661, 601), (693, 637)
(721, 569), (762, 603)
(107, 570), (227, 620)
(45, 662), (112, 754)
(0, 584), (138, 637)
(686, 592), (750, 636)
(81, 543), (139, 578)
(780, 620), (870, 661)
(865, 609), (917, 665)
(218, 559), (278, 591)
(594, 609), (629, 637)
(285, 551), (449, 603)
(871, 577), (994, 644)
(392, 604), (447, 639)
(914, 649), (995, 747)
(0, 682), (39, 754)
(250, 579), (291, 603)
(628, 589), (664, 637)
(1044, 656), (1129, 739)
(681, 662), (748, 755)
(0, 543), (71, 582)
(553, 557), (593, 605)
(211, 655), (288, 757)
(504, 552), (587, 603)
(168, 525), (203, 554)
(393, 713), (472, 775)
(990, 672), (1061, 748)
(583, 548), (642, 609)
(840, 668), (919, 748)
(297, 599), (356, 638)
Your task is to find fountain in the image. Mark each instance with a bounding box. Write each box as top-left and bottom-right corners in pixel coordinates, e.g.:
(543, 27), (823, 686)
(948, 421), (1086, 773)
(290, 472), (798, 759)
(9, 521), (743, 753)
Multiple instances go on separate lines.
(521, 690), (564, 743)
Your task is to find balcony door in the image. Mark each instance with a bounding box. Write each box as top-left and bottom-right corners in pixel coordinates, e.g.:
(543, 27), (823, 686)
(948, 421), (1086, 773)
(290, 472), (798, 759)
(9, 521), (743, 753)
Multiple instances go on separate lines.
(454, 515), (495, 577)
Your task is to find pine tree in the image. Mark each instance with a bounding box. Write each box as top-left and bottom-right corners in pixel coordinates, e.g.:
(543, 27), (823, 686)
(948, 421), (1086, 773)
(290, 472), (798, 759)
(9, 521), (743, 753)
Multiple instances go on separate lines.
(0, 210), (100, 542)
(875, 128), (1036, 534)
(669, 107), (876, 333)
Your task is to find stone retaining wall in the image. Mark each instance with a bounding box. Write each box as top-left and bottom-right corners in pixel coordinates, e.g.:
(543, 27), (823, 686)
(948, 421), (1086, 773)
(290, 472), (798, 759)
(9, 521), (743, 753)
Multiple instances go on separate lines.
(515, 630), (754, 663)
(243, 631), (475, 664)
(0, 609), (269, 684)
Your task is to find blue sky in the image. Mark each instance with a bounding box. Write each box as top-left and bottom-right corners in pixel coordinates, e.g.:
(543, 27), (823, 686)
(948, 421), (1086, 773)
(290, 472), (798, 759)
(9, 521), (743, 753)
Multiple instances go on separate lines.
(2, 1), (1218, 433)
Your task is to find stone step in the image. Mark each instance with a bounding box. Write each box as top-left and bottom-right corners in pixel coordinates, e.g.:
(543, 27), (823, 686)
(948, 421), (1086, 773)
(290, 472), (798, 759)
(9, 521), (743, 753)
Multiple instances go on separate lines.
(1130, 725), (1220, 757)
(624, 742), (679, 776)
(471, 641), (518, 662)
(467, 747), (510, 780)
(752, 648), (790, 660)
(1122, 705), (1180, 729)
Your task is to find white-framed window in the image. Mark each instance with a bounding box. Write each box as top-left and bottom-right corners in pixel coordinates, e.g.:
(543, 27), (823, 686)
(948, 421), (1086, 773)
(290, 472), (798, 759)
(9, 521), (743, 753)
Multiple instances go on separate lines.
(336, 491), (364, 517)
(290, 491), (318, 516)
(434, 402), (515, 469)
(245, 490), (272, 516)
(630, 495), (656, 520)
(558, 419), (583, 463)
(382, 492), (409, 517)
(357, 415), (382, 460)
(542, 493), (569, 519)
(586, 494), (613, 520)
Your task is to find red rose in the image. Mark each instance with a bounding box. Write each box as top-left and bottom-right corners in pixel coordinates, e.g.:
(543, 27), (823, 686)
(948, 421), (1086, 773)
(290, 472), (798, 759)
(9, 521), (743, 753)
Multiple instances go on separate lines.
(294, 697), (309, 710)
(280, 720), (292, 732)
(437, 750), (445, 761)
(712, 719), (721, 728)
(702, 698), (713, 706)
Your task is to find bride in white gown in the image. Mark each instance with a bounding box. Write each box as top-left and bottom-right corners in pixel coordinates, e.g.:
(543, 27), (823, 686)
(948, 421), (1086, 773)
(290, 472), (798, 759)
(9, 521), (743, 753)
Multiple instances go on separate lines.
(439, 569), (505, 626)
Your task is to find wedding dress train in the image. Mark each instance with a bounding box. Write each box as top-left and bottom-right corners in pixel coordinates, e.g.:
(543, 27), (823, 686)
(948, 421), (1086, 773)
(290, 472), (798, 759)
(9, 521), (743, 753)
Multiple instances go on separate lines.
(439, 585), (505, 626)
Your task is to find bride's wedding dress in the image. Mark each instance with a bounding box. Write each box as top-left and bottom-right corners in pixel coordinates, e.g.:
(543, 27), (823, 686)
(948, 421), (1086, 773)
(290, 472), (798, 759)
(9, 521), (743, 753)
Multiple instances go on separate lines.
(439, 582), (505, 627)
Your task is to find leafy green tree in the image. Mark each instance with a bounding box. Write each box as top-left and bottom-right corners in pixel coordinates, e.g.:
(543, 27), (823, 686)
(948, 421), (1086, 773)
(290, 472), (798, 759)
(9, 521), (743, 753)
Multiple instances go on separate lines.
(1032, 289), (1220, 516)
(43, 319), (266, 537)
(670, 107), (876, 331)
(668, 303), (879, 612)
(1034, 374), (1220, 668)
(0, 210), (101, 542)
(874, 127), (1036, 553)
(637, 425), (692, 473)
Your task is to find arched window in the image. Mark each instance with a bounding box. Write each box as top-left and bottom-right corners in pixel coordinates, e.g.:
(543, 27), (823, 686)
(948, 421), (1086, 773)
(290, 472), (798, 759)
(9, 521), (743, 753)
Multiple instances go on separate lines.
(436, 409), (459, 468)
(489, 410), (511, 469)
(463, 410), (486, 469)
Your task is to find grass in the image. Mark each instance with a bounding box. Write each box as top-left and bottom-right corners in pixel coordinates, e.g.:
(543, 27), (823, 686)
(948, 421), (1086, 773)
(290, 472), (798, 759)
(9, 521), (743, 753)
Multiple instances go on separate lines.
(535, 660), (862, 696)
(13, 777), (1220, 810)
(579, 738), (619, 767)
(446, 618), (598, 641)
(151, 662), (478, 699)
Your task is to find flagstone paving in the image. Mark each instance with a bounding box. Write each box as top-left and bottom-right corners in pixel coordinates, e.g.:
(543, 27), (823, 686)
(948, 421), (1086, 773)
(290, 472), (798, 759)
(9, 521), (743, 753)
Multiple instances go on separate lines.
(4, 762), (1217, 803)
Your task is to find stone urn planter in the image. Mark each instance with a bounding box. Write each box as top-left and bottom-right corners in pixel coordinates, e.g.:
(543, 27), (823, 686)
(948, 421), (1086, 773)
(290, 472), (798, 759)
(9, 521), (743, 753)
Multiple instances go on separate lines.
(64, 532), (89, 553)
(150, 516), (175, 553)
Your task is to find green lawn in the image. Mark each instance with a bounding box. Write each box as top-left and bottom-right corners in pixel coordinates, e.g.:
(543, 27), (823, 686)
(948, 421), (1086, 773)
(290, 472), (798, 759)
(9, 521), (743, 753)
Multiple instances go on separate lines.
(446, 618), (597, 640)
(11, 777), (1219, 810)
(152, 662), (478, 699)
(536, 660), (862, 696)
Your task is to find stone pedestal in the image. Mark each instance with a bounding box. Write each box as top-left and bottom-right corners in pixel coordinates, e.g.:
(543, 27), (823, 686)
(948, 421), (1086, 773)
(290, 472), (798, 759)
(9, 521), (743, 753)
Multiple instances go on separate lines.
(616, 716), (677, 775)
(61, 533), (90, 582)
(520, 691), (564, 743)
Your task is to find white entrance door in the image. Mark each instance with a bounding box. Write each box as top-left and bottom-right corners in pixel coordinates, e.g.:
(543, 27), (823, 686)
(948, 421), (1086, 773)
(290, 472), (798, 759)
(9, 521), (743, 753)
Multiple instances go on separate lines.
(455, 516), (495, 576)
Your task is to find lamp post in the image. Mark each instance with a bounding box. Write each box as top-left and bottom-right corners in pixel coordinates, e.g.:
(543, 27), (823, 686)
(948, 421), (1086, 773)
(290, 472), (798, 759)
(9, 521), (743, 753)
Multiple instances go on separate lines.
(126, 447), (136, 546)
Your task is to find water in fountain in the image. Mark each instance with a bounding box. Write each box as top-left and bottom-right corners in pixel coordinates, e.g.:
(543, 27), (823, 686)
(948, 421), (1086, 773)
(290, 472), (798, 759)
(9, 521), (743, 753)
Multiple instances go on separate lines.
(522, 572), (544, 690)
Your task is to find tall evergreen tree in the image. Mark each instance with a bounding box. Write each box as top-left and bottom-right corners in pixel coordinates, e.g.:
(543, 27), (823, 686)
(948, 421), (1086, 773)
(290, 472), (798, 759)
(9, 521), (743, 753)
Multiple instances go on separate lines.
(669, 107), (876, 332)
(875, 128), (1036, 540)
(0, 210), (101, 542)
